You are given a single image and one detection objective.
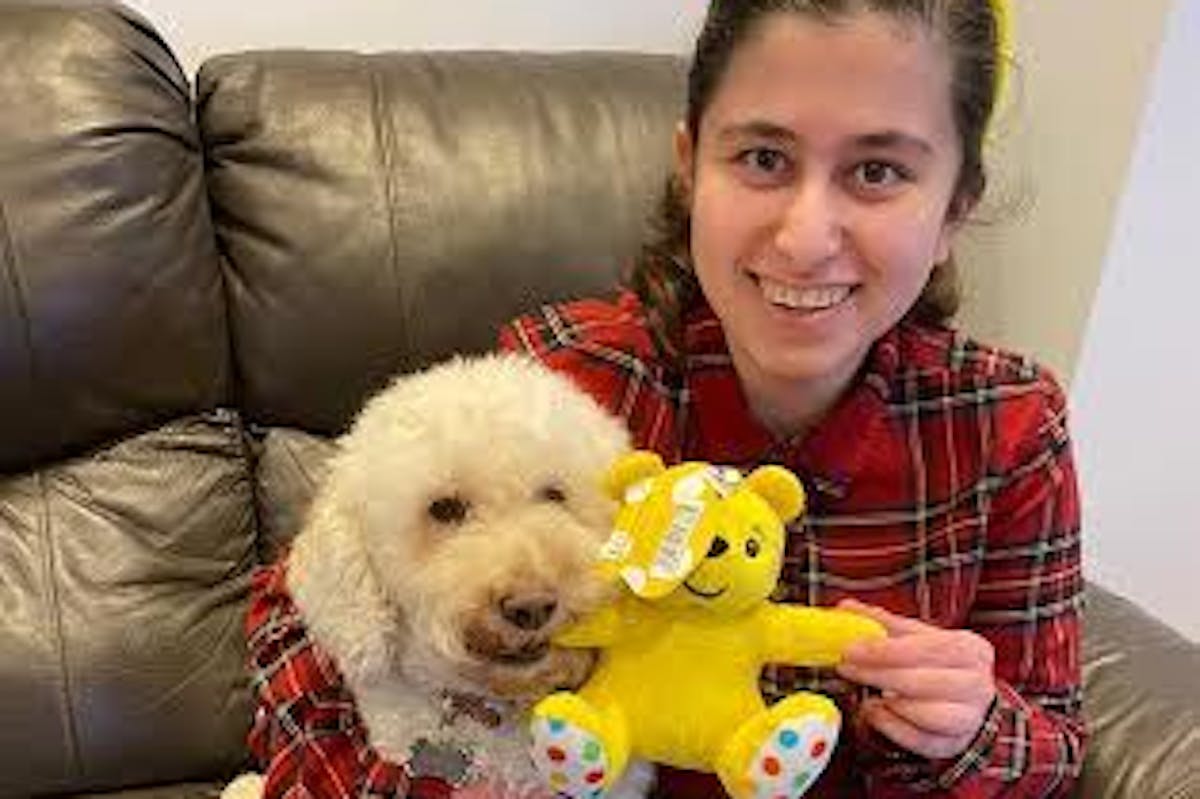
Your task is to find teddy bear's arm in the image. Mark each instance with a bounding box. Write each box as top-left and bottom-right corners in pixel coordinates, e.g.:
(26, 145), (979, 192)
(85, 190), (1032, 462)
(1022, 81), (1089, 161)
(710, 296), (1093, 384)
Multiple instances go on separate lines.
(758, 605), (886, 666)
(551, 602), (626, 648)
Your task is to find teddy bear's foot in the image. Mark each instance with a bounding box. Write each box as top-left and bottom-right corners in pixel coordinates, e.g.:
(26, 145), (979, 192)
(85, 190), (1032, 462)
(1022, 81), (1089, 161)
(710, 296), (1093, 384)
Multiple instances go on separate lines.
(530, 692), (629, 798)
(716, 693), (840, 799)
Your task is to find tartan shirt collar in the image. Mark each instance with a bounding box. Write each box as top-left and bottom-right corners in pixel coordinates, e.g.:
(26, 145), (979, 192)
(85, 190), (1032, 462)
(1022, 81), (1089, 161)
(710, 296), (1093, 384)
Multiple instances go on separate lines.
(679, 299), (902, 499)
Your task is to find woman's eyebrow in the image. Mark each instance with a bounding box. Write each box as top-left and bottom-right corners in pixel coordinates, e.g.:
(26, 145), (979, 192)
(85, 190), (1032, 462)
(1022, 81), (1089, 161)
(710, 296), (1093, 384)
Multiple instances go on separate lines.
(854, 130), (933, 155)
(715, 119), (797, 144)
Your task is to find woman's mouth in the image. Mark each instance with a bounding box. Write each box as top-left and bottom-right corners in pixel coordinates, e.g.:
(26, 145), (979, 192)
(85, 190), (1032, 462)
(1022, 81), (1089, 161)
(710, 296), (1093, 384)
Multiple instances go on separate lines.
(757, 275), (856, 313)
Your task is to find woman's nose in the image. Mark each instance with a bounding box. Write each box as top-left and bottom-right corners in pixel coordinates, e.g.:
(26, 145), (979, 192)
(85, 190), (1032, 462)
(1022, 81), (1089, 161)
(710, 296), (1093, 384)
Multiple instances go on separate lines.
(773, 180), (844, 266)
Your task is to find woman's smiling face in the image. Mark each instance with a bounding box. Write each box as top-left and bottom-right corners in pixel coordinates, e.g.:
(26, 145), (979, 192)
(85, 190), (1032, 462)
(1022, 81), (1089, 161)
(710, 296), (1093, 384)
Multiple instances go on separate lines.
(677, 10), (965, 429)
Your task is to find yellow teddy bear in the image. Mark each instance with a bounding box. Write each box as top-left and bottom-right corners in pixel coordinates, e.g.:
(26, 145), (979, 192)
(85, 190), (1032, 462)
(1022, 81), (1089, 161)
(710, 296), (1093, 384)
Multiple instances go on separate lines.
(530, 451), (885, 799)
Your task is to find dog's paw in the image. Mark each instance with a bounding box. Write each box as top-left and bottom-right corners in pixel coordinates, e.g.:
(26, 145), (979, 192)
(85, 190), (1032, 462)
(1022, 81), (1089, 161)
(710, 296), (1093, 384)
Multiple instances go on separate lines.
(220, 773), (266, 799)
(449, 776), (560, 799)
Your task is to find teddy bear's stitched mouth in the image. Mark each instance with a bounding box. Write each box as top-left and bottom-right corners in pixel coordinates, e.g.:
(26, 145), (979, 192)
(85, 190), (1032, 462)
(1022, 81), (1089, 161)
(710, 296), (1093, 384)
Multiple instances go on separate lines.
(683, 580), (727, 599)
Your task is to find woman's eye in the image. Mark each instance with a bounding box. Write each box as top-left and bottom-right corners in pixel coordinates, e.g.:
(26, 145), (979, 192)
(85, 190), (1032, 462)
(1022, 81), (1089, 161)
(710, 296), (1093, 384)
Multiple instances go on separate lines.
(736, 147), (790, 178)
(538, 484), (568, 503)
(852, 160), (908, 189)
(428, 495), (469, 524)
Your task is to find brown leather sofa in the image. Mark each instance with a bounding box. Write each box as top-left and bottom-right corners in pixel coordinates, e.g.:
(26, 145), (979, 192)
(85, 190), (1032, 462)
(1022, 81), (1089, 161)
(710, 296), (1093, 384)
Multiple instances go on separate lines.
(1, 2), (1196, 797)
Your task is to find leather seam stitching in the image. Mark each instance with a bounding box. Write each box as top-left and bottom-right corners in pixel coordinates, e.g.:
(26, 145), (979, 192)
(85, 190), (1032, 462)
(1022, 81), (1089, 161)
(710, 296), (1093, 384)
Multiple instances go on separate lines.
(0, 200), (40, 417)
(38, 470), (85, 777)
(368, 59), (411, 365)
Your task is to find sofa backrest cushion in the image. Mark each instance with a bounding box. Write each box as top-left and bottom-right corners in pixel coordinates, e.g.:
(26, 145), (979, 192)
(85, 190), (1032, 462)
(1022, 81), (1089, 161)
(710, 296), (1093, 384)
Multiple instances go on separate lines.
(0, 1), (229, 474)
(198, 50), (683, 434)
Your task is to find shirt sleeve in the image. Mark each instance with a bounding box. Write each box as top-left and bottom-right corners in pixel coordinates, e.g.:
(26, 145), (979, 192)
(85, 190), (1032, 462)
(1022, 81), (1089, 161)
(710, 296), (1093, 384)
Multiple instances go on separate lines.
(860, 371), (1086, 797)
(497, 305), (633, 420)
(245, 565), (413, 799)
(498, 303), (682, 457)
(254, 692), (404, 799)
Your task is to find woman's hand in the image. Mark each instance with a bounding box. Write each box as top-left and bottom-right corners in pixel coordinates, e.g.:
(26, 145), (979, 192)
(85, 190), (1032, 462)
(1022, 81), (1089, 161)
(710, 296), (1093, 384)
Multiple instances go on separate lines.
(834, 598), (997, 760)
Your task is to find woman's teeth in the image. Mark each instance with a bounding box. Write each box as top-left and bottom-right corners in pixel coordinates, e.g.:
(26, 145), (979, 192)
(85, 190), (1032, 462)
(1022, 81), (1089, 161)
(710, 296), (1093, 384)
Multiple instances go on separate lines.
(760, 278), (852, 311)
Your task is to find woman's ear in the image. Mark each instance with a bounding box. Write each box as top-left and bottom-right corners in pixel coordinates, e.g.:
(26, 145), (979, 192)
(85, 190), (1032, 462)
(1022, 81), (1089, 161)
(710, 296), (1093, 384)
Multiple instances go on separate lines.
(673, 121), (695, 199)
(934, 192), (977, 264)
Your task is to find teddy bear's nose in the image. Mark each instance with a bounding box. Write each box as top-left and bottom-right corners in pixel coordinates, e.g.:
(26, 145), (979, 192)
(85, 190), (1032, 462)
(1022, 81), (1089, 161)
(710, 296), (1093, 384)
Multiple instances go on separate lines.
(499, 593), (558, 631)
(707, 536), (730, 558)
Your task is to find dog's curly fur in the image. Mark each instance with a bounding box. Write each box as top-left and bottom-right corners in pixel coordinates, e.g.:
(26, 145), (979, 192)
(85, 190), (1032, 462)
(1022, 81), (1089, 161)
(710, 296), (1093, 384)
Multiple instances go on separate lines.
(225, 354), (654, 798)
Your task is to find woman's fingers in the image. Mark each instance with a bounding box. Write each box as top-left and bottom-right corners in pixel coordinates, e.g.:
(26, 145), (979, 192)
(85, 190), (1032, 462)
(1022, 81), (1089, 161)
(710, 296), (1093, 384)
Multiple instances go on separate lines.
(861, 698), (978, 760)
(840, 622), (994, 671)
(876, 697), (988, 738)
(837, 598), (930, 636)
(836, 662), (991, 702)
(836, 599), (997, 761)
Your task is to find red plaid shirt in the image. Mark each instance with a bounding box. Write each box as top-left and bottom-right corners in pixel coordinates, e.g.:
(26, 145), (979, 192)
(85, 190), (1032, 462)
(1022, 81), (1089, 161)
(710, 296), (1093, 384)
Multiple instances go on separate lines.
(500, 291), (1085, 797)
(245, 561), (461, 799)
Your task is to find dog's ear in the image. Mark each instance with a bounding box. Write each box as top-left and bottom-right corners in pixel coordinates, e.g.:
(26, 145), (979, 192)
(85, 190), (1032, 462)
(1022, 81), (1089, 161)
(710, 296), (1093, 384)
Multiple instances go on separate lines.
(289, 487), (401, 683)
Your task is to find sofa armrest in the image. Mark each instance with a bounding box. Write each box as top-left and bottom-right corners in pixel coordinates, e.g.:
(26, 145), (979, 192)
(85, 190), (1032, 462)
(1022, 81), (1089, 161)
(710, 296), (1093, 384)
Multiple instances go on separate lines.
(1078, 583), (1200, 797)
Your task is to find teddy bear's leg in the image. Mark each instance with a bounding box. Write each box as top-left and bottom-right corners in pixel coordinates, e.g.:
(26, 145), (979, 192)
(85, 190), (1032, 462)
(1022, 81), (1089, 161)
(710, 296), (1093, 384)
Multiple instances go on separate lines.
(530, 692), (630, 798)
(714, 692), (840, 799)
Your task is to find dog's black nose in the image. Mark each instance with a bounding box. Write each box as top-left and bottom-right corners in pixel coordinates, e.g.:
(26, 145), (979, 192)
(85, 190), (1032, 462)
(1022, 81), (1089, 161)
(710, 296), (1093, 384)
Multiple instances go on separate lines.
(499, 594), (558, 631)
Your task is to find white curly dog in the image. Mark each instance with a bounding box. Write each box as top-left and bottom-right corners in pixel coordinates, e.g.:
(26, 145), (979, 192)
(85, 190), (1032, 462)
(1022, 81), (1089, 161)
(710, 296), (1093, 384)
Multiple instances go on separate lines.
(223, 354), (653, 799)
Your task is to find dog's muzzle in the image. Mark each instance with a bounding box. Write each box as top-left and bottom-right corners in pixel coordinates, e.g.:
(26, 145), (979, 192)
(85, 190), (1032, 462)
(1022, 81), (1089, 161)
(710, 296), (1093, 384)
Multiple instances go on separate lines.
(457, 588), (597, 698)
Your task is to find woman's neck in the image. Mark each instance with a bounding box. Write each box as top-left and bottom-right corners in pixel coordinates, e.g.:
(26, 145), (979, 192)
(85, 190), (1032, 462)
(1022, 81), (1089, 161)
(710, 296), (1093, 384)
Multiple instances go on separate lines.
(730, 349), (864, 442)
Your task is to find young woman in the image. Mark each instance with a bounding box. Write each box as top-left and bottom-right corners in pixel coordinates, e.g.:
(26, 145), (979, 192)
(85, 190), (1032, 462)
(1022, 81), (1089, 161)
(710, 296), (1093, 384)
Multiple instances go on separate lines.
(501, 0), (1085, 795)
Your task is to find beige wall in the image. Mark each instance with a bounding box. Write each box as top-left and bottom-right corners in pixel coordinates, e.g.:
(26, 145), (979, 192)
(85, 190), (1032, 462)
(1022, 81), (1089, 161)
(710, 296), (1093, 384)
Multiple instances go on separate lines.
(1072, 0), (1200, 642)
(128, 0), (704, 77)
(956, 0), (1173, 382)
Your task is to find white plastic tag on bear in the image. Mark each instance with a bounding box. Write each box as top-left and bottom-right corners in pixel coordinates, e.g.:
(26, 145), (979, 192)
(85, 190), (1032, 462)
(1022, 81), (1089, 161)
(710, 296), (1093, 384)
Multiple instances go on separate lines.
(600, 461), (753, 598)
(648, 500), (702, 582)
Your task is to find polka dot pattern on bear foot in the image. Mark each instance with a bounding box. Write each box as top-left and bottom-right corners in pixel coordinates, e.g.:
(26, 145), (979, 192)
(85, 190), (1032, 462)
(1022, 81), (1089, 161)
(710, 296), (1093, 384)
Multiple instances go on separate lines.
(530, 715), (610, 799)
(749, 715), (838, 799)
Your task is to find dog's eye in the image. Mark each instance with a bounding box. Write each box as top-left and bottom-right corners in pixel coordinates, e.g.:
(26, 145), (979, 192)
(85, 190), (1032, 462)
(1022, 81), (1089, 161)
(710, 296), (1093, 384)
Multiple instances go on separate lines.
(428, 496), (469, 524)
(538, 484), (567, 504)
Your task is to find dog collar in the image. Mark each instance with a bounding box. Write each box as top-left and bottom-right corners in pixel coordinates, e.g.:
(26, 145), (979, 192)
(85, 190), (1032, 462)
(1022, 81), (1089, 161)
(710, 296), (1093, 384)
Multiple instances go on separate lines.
(438, 688), (515, 730)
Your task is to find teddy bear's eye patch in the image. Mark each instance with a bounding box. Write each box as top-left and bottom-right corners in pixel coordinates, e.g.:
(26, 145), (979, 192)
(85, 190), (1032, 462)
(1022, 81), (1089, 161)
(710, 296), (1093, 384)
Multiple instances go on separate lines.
(745, 538), (761, 558)
(538, 484), (568, 503)
(428, 495), (469, 524)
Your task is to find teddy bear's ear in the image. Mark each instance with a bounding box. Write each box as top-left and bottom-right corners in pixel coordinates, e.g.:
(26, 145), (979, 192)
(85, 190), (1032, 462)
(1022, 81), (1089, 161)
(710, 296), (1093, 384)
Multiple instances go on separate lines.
(744, 465), (806, 523)
(603, 450), (666, 501)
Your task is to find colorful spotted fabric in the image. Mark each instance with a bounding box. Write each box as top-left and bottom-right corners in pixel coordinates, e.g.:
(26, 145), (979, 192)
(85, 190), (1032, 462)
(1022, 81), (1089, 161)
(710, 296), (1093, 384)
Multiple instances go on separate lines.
(530, 716), (610, 796)
(501, 290), (1086, 797)
(745, 715), (836, 798)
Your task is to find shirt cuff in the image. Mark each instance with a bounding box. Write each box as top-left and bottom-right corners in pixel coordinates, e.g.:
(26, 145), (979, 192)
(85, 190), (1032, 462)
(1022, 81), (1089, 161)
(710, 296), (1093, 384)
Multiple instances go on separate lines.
(932, 680), (1020, 788)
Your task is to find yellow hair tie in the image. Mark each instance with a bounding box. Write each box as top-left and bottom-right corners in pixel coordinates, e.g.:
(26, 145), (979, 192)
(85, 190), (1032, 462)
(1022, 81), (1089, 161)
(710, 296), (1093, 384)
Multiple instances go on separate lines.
(988, 0), (1014, 131)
